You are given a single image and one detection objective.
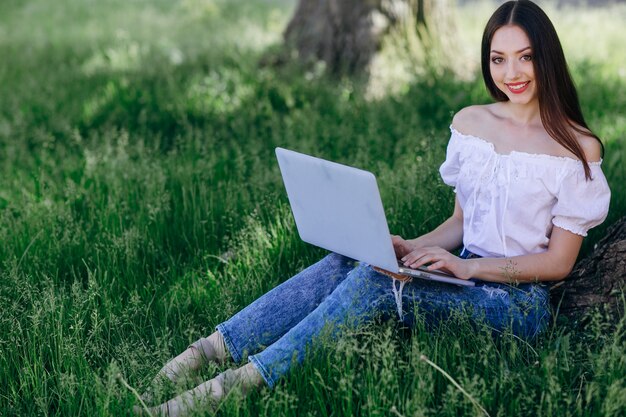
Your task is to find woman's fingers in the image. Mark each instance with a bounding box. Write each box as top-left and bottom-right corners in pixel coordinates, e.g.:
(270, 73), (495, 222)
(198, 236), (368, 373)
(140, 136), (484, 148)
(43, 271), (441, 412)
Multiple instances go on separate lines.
(401, 247), (424, 263)
(408, 254), (439, 269)
(402, 247), (453, 269)
(398, 248), (472, 279)
(398, 247), (473, 279)
(401, 250), (425, 265)
(427, 260), (446, 271)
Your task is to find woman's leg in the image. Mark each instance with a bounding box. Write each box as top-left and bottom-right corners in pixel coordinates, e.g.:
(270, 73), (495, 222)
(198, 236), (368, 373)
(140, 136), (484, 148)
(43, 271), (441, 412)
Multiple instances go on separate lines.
(213, 252), (357, 363)
(249, 263), (393, 388)
(140, 266), (551, 416)
(248, 265), (551, 388)
(395, 279), (551, 340)
(143, 253), (357, 393)
(137, 263), (389, 417)
(136, 253), (357, 414)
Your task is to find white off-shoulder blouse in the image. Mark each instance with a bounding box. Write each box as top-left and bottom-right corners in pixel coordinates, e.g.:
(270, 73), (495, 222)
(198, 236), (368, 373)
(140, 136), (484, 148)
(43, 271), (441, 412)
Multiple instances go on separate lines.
(439, 126), (611, 258)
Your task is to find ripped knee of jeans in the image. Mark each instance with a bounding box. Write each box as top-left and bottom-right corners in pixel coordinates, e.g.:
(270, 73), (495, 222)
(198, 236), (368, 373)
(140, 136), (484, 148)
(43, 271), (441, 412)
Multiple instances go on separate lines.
(482, 286), (509, 299)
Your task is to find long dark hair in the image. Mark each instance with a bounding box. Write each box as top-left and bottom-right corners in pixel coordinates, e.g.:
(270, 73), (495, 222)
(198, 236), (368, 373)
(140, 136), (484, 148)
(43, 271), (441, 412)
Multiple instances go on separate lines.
(481, 0), (602, 179)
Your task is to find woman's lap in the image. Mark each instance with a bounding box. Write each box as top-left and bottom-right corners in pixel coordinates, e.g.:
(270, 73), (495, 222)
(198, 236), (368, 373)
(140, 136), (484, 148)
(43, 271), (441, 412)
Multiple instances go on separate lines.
(329, 262), (551, 339)
(398, 277), (551, 340)
(216, 254), (551, 387)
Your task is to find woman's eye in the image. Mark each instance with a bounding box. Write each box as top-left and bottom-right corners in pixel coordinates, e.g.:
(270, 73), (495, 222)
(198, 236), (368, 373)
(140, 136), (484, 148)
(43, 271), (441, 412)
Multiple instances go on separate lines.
(491, 57), (503, 64)
(521, 54), (532, 62)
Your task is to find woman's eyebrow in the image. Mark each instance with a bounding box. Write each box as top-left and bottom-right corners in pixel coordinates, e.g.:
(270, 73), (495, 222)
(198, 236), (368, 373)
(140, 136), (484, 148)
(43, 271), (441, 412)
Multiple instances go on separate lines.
(490, 46), (532, 54)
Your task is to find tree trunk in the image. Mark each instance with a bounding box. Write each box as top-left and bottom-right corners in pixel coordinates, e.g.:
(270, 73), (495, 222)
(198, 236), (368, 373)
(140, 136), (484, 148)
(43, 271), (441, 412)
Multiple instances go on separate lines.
(550, 216), (626, 323)
(282, 0), (455, 76)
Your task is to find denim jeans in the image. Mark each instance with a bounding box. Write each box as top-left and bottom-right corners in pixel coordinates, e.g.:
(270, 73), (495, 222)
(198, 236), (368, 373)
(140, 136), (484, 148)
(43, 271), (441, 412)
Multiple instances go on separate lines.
(209, 252), (550, 388)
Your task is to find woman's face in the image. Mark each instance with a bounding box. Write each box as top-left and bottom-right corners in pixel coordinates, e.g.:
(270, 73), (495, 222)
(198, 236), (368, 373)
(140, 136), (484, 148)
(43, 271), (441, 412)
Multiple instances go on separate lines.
(489, 25), (537, 105)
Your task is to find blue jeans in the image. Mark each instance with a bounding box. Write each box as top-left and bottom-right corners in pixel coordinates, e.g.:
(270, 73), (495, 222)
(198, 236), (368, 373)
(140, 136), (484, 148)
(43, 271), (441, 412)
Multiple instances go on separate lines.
(211, 252), (550, 388)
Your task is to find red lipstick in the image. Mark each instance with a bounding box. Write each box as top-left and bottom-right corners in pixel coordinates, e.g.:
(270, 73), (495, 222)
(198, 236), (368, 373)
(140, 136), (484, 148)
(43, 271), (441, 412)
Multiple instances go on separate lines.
(506, 81), (530, 94)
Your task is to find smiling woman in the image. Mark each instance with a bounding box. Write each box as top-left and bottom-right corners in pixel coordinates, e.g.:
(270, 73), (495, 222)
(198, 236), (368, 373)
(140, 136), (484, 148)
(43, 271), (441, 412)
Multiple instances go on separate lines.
(488, 26), (536, 102)
(480, 0), (603, 179)
(132, 2), (613, 417)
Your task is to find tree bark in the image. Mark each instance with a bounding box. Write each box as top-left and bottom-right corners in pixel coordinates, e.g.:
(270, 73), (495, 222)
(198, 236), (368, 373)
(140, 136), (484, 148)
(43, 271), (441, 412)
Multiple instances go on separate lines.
(551, 216), (626, 323)
(282, 0), (453, 76)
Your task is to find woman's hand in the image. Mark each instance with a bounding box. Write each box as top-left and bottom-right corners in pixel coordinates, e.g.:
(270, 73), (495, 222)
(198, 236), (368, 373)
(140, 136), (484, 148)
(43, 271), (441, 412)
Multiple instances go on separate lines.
(391, 235), (417, 259)
(400, 246), (478, 280)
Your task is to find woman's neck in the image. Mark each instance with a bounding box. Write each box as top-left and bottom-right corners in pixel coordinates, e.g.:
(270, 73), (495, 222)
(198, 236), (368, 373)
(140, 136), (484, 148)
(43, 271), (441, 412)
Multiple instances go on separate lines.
(502, 100), (542, 127)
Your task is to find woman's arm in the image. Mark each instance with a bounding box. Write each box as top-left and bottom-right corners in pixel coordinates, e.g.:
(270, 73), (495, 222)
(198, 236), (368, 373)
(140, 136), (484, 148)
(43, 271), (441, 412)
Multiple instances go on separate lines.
(401, 226), (584, 283)
(392, 197), (464, 258)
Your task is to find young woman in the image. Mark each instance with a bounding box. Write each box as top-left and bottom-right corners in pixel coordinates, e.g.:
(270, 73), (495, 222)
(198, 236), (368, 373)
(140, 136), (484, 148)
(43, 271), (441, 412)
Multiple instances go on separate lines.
(135, 1), (611, 415)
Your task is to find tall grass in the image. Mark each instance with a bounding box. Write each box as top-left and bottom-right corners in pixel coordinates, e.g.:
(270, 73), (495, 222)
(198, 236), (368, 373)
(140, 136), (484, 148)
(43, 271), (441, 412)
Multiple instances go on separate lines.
(0, 0), (624, 416)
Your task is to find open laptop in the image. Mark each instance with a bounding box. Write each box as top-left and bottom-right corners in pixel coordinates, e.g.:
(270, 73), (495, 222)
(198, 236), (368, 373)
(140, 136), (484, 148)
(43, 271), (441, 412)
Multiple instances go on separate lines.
(275, 147), (474, 287)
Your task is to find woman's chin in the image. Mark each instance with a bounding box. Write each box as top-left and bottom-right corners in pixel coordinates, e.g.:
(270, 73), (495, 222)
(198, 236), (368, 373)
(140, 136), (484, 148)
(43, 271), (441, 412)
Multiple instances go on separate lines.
(503, 93), (537, 106)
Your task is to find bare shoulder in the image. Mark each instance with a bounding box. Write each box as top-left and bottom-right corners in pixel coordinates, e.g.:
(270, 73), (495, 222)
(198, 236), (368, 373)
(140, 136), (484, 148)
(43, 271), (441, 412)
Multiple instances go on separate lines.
(566, 121), (602, 162)
(452, 105), (487, 128)
(576, 131), (602, 162)
(451, 104), (498, 138)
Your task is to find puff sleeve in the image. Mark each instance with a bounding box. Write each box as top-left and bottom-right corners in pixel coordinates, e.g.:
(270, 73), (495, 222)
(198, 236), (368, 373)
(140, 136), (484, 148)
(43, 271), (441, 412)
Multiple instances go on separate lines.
(439, 133), (461, 190)
(551, 164), (611, 236)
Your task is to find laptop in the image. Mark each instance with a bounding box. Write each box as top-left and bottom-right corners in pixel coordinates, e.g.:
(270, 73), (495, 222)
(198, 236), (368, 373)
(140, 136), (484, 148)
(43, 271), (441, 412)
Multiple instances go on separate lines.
(275, 147), (474, 287)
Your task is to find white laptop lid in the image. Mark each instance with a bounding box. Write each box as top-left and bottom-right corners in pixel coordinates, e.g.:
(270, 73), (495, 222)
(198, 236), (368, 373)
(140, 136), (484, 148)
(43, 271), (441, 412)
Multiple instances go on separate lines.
(275, 147), (400, 272)
(275, 147), (475, 287)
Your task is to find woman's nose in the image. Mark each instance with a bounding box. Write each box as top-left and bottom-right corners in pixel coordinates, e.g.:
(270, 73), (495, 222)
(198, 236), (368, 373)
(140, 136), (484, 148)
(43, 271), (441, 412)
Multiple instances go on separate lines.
(505, 60), (521, 80)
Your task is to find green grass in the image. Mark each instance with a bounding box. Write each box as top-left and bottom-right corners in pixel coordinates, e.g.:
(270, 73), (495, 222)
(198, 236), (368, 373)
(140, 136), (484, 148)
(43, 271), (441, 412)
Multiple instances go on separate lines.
(0, 0), (624, 416)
